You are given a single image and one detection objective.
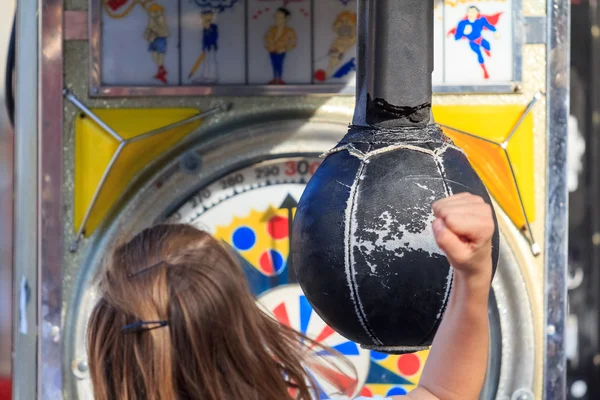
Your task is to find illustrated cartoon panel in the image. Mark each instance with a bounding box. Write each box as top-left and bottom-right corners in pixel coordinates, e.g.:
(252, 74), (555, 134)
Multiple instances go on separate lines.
(97, 0), (520, 90)
(312, 0), (357, 85)
(247, 0), (312, 85)
(102, 0), (181, 85)
(441, 0), (514, 84)
(181, 0), (246, 84)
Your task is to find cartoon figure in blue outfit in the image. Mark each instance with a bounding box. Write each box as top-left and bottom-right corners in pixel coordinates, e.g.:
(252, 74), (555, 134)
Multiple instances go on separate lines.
(447, 6), (502, 80)
(144, 3), (169, 84)
(189, 9), (219, 83)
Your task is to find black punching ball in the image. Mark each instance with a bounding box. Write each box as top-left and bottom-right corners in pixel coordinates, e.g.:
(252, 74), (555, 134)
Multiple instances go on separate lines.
(292, 0), (500, 354)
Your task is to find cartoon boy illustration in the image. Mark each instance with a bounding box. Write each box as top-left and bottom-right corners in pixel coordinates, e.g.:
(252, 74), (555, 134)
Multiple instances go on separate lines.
(189, 9), (219, 83)
(264, 7), (297, 85)
(314, 11), (357, 82)
(144, 3), (169, 84)
(448, 6), (502, 80)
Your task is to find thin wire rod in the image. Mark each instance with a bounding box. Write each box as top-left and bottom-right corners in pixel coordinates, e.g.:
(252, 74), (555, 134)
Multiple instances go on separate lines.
(504, 148), (540, 255)
(438, 124), (500, 145)
(503, 91), (543, 145)
(125, 103), (230, 144)
(70, 142), (125, 251)
(63, 89), (124, 142)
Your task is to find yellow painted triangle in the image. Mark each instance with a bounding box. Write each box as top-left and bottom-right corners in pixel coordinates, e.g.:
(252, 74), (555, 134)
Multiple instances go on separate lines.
(74, 108), (203, 235)
(433, 104), (535, 229)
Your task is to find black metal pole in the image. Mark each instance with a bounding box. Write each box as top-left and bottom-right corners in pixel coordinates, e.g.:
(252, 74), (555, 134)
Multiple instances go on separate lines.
(353, 0), (434, 128)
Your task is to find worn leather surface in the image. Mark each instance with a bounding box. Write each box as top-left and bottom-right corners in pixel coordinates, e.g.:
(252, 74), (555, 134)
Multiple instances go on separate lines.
(293, 125), (500, 353)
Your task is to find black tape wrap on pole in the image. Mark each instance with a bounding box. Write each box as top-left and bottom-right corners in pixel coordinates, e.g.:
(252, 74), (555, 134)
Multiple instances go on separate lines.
(363, 0), (433, 128)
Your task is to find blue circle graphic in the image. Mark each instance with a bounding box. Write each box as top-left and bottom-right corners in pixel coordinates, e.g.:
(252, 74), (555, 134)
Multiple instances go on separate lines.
(387, 387), (407, 396)
(370, 351), (389, 361)
(269, 250), (285, 273)
(232, 227), (256, 251)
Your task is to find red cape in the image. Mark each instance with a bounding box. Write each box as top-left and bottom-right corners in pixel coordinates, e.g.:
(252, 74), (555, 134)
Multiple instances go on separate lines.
(447, 12), (503, 36)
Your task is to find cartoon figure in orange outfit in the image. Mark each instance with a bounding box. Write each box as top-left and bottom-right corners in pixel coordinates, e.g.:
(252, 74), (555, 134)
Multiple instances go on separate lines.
(144, 3), (169, 84)
(264, 7), (297, 85)
(314, 11), (357, 82)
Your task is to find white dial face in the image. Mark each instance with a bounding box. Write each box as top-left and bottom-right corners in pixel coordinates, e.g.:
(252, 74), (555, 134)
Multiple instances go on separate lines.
(167, 157), (429, 398)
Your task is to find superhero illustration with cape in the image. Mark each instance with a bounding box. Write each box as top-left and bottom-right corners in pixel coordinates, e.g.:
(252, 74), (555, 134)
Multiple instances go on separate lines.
(447, 6), (502, 80)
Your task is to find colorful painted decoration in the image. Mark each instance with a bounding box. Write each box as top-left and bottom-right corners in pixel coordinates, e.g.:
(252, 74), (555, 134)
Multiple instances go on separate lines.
(247, 0), (311, 84)
(441, 0), (514, 84)
(313, 0), (357, 84)
(447, 7), (502, 80)
(188, 10), (220, 83)
(102, 0), (180, 85)
(145, 3), (170, 83)
(165, 159), (431, 397)
(98, 0), (517, 88)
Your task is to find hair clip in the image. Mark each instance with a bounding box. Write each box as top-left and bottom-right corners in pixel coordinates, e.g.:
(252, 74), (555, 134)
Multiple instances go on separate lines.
(128, 261), (168, 278)
(121, 320), (169, 334)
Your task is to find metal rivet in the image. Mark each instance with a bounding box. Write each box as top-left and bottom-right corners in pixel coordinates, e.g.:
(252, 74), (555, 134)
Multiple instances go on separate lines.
(511, 388), (534, 400)
(592, 232), (600, 246)
(78, 361), (88, 373)
(592, 25), (600, 38)
(593, 354), (600, 366)
(547, 325), (556, 335)
(92, 87), (99, 94)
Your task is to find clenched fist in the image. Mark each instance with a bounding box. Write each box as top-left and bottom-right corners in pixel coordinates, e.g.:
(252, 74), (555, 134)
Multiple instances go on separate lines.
(431, 193), (495, 280)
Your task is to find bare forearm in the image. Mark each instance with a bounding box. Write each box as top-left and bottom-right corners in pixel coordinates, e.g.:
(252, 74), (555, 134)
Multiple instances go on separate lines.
(416, 267), (491, 400)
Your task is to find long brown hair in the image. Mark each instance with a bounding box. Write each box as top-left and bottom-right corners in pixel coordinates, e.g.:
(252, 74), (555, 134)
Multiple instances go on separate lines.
(87, 224), (356, 400)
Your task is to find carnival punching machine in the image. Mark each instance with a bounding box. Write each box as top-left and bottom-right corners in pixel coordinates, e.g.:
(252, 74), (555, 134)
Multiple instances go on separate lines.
(293, 0), (500, 353)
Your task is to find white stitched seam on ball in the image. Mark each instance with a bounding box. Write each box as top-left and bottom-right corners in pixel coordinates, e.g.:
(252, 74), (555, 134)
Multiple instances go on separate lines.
(321, 142), (463, 161)
(431, 151), (455, 320)
(344, 159), (383, 346)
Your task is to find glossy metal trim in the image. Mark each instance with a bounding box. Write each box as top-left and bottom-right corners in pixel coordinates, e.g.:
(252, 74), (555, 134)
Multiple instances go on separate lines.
(63, 90), (231, 250)
(89, 0), (524, 97)
(39, 0), (64, 397)
(64, 11), (89, 41)
(12, 0), (39, 398)
(544, 0), (570, 398)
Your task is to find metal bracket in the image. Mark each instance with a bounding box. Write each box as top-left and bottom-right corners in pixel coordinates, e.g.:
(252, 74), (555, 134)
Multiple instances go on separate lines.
(63, 89), (233, 252)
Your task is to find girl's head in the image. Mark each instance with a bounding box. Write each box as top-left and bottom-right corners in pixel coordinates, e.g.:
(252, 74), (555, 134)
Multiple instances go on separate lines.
(87, 224), (355, 400)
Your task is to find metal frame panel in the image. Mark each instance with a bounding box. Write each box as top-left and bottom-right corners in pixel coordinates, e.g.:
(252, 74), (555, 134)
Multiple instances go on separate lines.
(12, 0), (64, 397)
(543, 0), (569, 398)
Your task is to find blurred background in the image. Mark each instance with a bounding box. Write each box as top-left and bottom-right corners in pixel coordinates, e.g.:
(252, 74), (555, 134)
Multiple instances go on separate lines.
(0, 0), (15, 397)
(0, 0), (16, 398)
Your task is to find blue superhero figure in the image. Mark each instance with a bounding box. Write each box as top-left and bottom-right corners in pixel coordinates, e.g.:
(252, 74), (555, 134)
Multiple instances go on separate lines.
(448, 6), (502, 80)
(189, 9), (219, 83)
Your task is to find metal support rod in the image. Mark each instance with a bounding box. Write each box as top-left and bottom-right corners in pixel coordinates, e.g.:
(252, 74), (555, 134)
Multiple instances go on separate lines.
(63, 89), (124, 142)
(543, 0), (570, 397)
(126, 102), (231, 144)
(66, 92), (232, 251)
(70, 141), (125, 251)
(353, 0), (434, 128)
(12, 0), (39, 398)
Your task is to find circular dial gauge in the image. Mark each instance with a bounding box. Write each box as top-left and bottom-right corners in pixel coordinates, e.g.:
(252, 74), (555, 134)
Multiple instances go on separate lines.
(167, 157), (430, 398)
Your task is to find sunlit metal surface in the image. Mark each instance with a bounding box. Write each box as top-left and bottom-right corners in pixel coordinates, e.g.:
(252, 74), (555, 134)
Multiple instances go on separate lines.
(0, 0), (16, 381)
(544, 0), (570, 398)
(12, 0), (40, 398)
